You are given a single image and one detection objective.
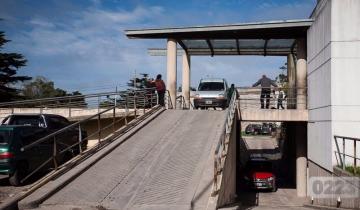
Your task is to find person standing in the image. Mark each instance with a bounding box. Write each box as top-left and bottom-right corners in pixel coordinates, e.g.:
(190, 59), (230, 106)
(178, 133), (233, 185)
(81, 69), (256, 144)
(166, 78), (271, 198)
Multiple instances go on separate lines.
(252, 75), (278, 109)
(154, 74), (166, 106)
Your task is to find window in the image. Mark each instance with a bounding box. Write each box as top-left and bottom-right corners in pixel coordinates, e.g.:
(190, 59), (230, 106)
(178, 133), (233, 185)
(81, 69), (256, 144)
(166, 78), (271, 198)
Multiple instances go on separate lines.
(198, 82), (225, 91)
(10, 116), (44, 127)
(47, 116), (70, 129)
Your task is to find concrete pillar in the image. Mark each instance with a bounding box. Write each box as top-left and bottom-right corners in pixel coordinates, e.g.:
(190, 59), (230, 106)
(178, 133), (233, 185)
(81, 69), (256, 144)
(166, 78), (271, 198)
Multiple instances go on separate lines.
(167, 38), (177, 108)
(296, 123), (307, 197)
(296, 38), (307, 110)
(182, 52), (191, 109)
(287, 53), (296, 109)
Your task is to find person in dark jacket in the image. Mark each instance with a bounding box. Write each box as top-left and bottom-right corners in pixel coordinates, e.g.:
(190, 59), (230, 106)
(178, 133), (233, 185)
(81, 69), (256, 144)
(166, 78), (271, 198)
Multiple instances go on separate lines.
(252, 75), (278, 109)
(154, 74), (166, 106)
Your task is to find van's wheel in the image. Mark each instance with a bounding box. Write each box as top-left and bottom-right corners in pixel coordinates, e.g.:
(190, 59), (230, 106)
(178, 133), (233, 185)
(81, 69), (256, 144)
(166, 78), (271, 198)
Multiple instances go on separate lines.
(9, 162), (27, 186)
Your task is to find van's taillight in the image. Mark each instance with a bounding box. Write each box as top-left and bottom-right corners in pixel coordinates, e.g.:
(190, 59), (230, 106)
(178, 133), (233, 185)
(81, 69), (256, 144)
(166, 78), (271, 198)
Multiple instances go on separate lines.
(0, 152), (14, 159)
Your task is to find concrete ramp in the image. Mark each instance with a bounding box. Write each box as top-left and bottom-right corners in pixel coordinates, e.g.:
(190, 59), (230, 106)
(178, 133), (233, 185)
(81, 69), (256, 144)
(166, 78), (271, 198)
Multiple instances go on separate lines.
(20, 110), (225, 210)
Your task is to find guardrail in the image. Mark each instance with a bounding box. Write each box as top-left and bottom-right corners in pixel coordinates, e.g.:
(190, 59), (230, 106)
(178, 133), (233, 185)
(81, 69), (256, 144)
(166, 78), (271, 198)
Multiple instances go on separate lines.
(213, 90), (237, 194)
(19, 88), (158, 184)
(237, 87), (307, 110)
(334, 135), (360, 174)
(0, 88), (158, 118)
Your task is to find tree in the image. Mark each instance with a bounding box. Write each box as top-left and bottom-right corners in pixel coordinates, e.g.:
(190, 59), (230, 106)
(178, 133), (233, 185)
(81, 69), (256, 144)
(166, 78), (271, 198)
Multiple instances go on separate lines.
(0, 31), (31, 102)
(22, 76), (87, 107)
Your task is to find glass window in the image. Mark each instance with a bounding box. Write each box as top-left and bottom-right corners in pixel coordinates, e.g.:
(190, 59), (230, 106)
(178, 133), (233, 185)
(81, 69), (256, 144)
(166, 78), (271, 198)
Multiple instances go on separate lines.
(198, 82), (224, 91)
(9, 116), (43, 127)
(47, 116), (70, 129)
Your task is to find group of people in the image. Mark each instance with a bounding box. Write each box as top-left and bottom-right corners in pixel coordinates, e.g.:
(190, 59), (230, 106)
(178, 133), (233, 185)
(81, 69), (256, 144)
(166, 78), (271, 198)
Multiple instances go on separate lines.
(252, 74), (286, 109)
(146, 73), (285, 109)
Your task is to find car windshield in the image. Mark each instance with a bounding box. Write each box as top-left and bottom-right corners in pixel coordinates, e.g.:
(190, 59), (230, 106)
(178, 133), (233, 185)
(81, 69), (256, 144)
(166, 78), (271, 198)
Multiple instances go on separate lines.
(0, 130), (12, 144)
(198, 82), (224, 91)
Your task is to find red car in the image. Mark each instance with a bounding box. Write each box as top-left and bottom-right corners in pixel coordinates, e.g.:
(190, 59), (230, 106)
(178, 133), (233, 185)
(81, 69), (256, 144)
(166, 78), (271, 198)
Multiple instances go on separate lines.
(243, 158), (277, 192)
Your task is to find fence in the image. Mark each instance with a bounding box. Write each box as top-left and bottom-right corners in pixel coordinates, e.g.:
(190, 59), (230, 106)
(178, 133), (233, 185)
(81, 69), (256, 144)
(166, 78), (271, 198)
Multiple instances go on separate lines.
(237, 87), (307, 110)
(334, 135), (360, 174)
(0, 88), (158, 120)
(213, 90), (237, 194)
(19, 89), (159, 184)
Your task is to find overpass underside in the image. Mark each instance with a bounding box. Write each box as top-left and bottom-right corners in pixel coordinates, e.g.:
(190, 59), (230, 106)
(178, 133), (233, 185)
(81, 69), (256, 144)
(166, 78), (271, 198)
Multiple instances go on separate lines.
(20, 110), (226, 210)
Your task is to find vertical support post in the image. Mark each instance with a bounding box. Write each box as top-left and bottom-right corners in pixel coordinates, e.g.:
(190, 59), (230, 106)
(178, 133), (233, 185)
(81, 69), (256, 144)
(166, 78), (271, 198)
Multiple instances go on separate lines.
(113, 106), (116, 132)
(69, 98), (72, 117)
(53, 136), (58, 170)
(167, 38), (177, 109)
(296, 123), (307, 197)
(296, 38), (307, 110)
(354, 140), (357, 173)
(97, 95), (100, 113)
(287, 53), (296, 109)
(134, 92), (137, 118)
(343, 138), (346, 170)
(182, 52), (191, 109)
(78, 124), (82, 154)
(98, 115), (101, 144)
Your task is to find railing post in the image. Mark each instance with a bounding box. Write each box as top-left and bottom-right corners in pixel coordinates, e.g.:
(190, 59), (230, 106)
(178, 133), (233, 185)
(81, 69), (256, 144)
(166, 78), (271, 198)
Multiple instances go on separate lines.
(78, 124), (82, 154)
(343, 138), (346, 170)
(98, 114), (101, 144)
(134, 92), (137, 118)
(53, 136), (58, 170)
(143, 92), (146, 114)
(98, 95), (100, 114)
(69, 98), (72, 118)
(354, 140), (357, 173)
(113, 106), (116, 132)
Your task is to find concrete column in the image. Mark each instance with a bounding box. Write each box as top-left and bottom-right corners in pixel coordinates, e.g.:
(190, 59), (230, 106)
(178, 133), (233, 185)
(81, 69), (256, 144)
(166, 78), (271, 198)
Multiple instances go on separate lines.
(296, 38), (307, 110)
(296, 123), (307, 197)
(287, 53), (296, 109)
(182, 52), (191, 109)
(167, 38), (177, 109)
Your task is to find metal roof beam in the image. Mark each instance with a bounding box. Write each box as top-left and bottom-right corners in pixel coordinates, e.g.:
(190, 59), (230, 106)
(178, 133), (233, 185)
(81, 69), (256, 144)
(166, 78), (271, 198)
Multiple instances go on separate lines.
(236, 39), (241, 55)
(264, 39), (269, 56)
(206, 39), (214, 57)
(177, 40), (188, 54)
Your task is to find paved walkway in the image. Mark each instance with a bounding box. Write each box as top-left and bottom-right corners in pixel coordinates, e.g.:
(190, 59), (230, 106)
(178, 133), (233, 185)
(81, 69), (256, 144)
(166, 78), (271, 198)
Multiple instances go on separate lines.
(30, 110), (225, 210)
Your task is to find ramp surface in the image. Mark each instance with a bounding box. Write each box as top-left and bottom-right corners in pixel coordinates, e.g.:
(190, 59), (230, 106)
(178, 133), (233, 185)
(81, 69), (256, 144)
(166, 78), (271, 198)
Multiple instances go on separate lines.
(30, 110), (225, 210)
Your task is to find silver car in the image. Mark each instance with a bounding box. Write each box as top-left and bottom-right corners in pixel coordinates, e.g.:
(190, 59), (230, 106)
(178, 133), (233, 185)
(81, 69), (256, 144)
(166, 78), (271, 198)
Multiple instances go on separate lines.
(193, 78), (228, 110)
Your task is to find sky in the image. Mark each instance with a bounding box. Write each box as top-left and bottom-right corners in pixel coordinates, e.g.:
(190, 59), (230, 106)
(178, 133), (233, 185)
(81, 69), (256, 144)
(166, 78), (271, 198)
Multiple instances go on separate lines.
(0, 0), (316, 93)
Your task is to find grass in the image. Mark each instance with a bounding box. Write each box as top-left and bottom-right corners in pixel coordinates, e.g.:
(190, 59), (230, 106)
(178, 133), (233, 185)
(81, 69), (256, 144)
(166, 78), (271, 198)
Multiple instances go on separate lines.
(344, 165), (360, 176)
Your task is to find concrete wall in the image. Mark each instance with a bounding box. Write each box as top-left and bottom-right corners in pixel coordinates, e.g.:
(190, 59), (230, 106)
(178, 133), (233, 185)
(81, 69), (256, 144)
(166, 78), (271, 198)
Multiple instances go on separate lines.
(217, 111), (239, 207)
(307, 0), (360, 171)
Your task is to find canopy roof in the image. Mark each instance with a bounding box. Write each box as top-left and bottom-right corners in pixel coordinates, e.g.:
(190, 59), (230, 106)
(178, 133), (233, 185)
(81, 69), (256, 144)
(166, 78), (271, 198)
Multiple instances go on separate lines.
(125, 19), (313, 56)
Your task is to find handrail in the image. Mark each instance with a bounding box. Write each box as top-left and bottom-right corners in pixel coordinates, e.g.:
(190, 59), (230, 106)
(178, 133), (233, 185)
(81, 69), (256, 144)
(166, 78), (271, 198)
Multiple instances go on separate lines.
(176, 95), (194, 109)
(237, 86), (307, 109)
(19, 88), (159, 183)
(334, 135), (359, 174)
(213, 90), (237, 194)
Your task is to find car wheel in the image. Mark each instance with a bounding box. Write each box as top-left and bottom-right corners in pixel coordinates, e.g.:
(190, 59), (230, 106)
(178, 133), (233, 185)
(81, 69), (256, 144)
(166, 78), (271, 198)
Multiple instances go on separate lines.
(9, 162), (27, 186)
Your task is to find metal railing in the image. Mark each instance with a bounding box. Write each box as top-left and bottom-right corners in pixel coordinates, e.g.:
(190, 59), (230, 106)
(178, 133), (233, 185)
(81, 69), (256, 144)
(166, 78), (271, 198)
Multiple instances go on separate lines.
(0, 88), (158, 118)
(213, 90), (237, 194)
(334, 135), (360, 173)
(237, 87), (307, 110)
(176, 95), (194, 110)
(19, 88), (159, 183)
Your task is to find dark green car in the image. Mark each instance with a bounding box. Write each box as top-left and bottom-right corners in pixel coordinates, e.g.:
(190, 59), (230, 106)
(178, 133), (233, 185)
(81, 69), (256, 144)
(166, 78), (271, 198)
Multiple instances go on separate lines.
(0, 114), (87, 186)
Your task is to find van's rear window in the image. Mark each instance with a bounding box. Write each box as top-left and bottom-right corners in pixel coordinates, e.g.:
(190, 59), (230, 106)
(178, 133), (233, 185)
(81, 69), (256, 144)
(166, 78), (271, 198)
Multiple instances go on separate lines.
(0, 130), (12, 144)
(198, 82), (224, 91)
